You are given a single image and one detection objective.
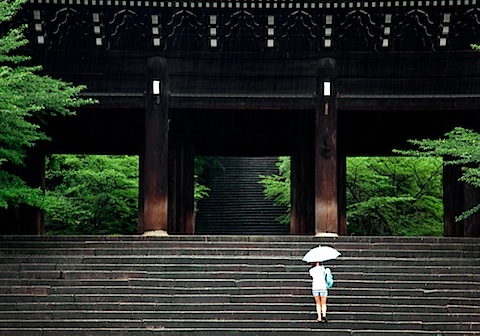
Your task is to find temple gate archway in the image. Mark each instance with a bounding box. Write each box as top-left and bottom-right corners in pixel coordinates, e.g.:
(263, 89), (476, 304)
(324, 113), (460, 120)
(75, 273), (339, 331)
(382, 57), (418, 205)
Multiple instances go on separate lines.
(3, 1), (480, 236)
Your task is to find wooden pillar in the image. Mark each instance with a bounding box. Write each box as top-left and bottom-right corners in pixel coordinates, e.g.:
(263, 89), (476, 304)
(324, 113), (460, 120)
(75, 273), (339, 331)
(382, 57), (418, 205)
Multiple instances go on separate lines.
(141, 57), (169, 236)
(138, 153), (145, 234)
(291, 143), (315, 235)
(338, 152), (347, 236)
(444, 164), (480, 237)
(314, 58), (338, 236)
(290, 152), (305, 235)
(444, 164), (462, 236)
(169, 142), (195, 234)
(0, 150), (45, 235)
(462, 185), (480, 237)
(290, 109), (315, 235)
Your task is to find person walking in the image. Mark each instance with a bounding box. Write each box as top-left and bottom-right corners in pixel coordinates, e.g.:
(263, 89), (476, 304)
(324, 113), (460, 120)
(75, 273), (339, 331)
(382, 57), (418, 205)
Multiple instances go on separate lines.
(309, 261), (329, 322)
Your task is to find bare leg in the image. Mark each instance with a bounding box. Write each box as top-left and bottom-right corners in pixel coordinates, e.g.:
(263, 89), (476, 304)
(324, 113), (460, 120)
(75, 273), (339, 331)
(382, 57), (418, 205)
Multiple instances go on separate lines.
(320, 296), (328, 321)
(313, 295), (322, 321)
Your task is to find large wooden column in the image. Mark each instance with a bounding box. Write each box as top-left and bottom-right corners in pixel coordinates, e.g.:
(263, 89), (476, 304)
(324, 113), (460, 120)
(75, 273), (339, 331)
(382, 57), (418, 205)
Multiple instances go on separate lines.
(0, 150), (45, 235)
(444, 164), (480, 237)
(141, 57), (169, 236)
(290, 112), (315, 235)
(314, 58), (338, 236)
(337, 151), (347, 236)
(169, 135), (195, 234)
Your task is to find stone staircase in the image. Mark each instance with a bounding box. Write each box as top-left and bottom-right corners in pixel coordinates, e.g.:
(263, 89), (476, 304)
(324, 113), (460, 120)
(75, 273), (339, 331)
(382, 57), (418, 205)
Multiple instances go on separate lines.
(0, 235), (479, 335)
(195, 156), (289, 235)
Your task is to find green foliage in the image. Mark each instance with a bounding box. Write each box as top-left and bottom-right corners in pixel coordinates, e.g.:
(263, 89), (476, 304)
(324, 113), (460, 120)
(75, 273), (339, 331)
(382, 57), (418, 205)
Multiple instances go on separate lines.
(259, 156), (443, 236)
(194, 156), (223, 187)
(0, 170), (44, 208)
(471, 44), (480, 51)
(394, 127), (480, 222)
(194, 182), (210, 202)
(193, 156), (222, 206)
(44, 155), (139, 235)
(259, 156), (291, 225)
(45, 155), (215, 235)
(346, 157), (443, 236)
(0, 0), (95, 210)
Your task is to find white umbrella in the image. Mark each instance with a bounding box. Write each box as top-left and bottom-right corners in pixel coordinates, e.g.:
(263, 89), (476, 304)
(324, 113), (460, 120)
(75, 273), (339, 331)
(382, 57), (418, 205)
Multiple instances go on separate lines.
(302, 245), (341, 263)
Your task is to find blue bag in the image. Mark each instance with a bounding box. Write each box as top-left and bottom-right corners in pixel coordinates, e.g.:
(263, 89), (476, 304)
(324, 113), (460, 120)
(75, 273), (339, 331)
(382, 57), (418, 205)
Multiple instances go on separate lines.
(325, 268), (334, 288)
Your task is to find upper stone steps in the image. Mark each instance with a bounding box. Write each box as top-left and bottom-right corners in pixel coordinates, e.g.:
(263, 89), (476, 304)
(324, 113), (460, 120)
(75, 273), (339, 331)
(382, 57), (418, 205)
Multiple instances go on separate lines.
(194, 157), (292, 235)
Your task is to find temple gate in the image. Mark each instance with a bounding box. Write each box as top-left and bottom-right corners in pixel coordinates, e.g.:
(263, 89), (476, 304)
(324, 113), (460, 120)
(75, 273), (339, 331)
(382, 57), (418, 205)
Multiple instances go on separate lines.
(2, 1), (480, 236)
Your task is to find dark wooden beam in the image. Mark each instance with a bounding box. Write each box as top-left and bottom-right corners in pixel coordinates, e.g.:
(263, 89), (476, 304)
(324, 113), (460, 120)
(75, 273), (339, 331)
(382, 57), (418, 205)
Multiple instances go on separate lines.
(338, 94), (480, 111)
(82, 92), (480, 112)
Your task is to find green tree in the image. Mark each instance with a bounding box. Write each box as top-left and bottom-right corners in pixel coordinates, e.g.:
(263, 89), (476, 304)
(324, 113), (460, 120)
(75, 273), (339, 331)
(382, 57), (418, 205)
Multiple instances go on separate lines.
(0, 0), (95, 210)
(259, 156), (291, 225)
(45, 155), (139, 235)
(259, 156), (443, 236)
(346, 156), (443, 236)
(394, 127), (480, 222)
(194, 156), (221, 203)
(44, 155), (215, 235)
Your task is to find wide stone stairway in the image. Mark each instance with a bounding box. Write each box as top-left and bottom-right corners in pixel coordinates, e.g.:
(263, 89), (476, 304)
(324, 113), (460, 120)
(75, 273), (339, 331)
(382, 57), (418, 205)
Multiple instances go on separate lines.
(0, 235), (479, 336)
(195, 157), (289, 235)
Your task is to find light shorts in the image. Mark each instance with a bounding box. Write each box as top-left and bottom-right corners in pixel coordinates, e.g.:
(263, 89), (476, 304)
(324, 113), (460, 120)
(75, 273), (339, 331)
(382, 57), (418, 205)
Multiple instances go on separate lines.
(312, 289), (328, 297)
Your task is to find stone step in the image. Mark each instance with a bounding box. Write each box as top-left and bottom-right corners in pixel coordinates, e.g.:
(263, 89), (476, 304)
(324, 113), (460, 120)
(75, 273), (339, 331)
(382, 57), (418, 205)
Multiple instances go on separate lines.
(1, 293), (478, 305)
(1, 262), (478, 274)
(0, 273), (477, 288)
(3, 284), (477, 298)
(1, 236), (478, 250)
(1, 246), (478, 258)
(0, 318), (478, 331)
(1, 252), (476, 263)
(0, 236), (476, 248)
(0, 274), (478, 288)
(2, 329), (477, 336)
(0, 301), (476, 314)
(0, 308), (477, 326)
(1, 309), (479, 322)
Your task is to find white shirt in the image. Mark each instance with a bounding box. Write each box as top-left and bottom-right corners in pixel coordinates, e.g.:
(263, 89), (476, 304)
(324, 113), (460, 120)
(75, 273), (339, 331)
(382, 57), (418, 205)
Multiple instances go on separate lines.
(309, 265), (327, 290)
